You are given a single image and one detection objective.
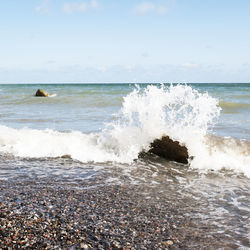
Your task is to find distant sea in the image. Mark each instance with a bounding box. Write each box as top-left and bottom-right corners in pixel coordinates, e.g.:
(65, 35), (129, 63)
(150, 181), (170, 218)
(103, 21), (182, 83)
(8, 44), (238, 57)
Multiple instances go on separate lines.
(0, 83), (249, 247)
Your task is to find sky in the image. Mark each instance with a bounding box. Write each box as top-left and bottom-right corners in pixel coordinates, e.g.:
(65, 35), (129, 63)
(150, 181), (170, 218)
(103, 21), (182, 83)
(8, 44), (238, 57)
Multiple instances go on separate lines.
(0, 0), (250, 83)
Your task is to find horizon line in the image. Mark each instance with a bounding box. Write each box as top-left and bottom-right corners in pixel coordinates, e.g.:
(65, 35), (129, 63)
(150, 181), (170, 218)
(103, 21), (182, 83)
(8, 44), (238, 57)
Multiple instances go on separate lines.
(0, 82), (250, 85)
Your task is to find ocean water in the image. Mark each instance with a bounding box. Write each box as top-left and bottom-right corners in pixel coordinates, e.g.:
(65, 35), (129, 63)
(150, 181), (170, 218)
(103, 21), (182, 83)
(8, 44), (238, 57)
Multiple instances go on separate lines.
(0, 83), (249, 247)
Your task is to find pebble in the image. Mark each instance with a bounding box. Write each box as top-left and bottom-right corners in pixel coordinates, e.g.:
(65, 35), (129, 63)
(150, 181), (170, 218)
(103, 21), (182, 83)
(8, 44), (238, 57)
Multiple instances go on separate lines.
(166, 240), (174, 245)
(0, 178), (225, 249)
(80, 243), (89, 249)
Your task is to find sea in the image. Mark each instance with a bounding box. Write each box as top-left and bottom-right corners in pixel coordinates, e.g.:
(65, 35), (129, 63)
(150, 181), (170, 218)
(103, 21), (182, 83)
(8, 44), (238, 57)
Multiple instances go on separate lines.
(0, 83), (249, 247)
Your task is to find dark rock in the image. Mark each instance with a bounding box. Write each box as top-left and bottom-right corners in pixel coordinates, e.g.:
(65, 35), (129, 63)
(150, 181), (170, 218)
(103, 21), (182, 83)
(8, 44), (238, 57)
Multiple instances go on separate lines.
(61, 154), (71, 159)
(148, 136), (189, 164)
(35, 89), (49, 97)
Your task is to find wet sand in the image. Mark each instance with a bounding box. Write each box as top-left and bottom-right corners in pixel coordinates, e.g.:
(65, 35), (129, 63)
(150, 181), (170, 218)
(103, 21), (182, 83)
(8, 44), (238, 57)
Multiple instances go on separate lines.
(0, 176), (241, 249)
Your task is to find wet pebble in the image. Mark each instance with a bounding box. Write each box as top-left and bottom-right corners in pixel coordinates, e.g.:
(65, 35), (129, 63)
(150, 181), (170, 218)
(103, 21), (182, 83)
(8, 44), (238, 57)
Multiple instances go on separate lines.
(0, 179), (239, 249)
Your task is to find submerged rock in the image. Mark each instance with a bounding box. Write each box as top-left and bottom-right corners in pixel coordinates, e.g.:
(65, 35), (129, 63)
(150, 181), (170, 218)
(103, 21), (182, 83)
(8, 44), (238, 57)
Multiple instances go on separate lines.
(35, 89), (49, 97)
(148, 136), (189, 164)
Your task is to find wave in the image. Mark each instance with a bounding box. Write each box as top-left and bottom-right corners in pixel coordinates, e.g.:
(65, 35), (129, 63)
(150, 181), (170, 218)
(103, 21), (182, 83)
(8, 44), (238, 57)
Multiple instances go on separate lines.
(0, 84), (249, 177)
(190, 134), (250, 177)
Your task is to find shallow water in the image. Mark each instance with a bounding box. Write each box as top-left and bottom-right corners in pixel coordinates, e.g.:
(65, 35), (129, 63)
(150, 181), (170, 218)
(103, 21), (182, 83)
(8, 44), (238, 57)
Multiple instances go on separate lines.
(0, 83), (249, 248)
(0, 154), (249, 248)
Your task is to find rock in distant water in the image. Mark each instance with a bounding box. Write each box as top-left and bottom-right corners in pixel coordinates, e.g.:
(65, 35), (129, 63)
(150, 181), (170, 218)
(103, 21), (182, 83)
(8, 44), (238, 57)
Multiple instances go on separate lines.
(148, 136), (189, 164)
(35, 89), (49, 97)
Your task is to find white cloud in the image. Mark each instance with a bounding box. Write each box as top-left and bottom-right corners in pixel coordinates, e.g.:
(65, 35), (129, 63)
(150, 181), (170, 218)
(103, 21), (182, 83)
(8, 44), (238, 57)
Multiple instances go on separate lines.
(63, 0), (99, 14)
(182, 63), (199, 68)
(1, 63), (249, 83)
(132, 1), (169, 15)
(90, 0), (99, 9)
(63, 2), (87, 14)
(35, 0), (50, 14)
(133, 2), (155, 15)
(242, 63), (250, 67)
(157, 5), (168, 15)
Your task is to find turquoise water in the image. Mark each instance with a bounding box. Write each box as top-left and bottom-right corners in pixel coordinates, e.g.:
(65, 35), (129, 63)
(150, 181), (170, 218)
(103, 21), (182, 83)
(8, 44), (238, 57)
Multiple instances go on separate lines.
(0, 84), (132, 133)
(193, 83), (250, 140)
(0, 82), (249, 176)
(0, 83), (249, 139)
(0, 83), (249, 248)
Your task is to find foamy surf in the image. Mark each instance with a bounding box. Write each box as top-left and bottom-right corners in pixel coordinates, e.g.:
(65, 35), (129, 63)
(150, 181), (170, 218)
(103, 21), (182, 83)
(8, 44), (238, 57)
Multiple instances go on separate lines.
(48, 93), (57, 97)
(0, 84), (249, 177)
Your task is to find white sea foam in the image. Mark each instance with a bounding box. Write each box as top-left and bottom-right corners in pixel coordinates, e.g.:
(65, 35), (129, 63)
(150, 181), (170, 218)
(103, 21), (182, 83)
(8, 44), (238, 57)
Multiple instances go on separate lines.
(0, 84), (249, 177)
(48, 93), (57, 97)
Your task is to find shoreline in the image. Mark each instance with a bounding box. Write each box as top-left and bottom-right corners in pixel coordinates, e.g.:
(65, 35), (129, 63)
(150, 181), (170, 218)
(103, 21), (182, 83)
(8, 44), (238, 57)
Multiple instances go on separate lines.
(0, 178), (241, 249)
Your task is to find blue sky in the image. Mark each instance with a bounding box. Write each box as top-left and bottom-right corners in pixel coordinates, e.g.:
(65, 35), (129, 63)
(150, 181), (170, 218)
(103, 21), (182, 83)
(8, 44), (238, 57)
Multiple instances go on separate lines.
(0, 0), (250, 83)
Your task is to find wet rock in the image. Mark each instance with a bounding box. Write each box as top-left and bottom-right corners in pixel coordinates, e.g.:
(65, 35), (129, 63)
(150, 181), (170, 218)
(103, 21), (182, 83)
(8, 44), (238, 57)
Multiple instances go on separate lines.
(166, 239), (174, 245)
(35, 89), (49, 97)
(61, 154), (71, 159)
(149, 136), (189, 164)
(80, 243), (89, 249)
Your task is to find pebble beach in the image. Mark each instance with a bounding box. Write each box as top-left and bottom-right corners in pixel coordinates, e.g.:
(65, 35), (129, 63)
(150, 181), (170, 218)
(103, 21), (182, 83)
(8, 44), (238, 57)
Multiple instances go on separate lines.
(0, 179), (227, 249)
(0, 83), (249, 249)
(1, 160), (248, 249)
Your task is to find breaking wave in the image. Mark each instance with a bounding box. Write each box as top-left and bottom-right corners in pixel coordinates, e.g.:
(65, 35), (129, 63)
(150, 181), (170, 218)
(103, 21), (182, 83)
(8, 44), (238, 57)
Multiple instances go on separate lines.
(0, 84), (249, 177)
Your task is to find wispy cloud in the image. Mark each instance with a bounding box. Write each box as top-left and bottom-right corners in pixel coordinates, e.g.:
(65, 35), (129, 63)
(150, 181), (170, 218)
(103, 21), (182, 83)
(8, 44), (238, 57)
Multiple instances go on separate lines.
(1, 63), (248, 83)
(157, 5), (168, 15)
(142, 52), (149, 57)
(63, 0), (100, 14)
(63, 2), (87, 13)
(35, 0), (50, 14)
(133, 2), (155, 15)
(182, 63), (199, 68)
(90, 0), (99, 9)
(47, 60), (56, 64)
(132, 1), (169, 15)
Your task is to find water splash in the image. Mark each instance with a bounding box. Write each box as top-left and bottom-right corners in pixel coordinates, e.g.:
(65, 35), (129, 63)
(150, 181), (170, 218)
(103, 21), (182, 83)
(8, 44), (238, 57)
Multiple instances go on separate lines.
(0, 84), (249, 177)
(101, 84), (220, 162)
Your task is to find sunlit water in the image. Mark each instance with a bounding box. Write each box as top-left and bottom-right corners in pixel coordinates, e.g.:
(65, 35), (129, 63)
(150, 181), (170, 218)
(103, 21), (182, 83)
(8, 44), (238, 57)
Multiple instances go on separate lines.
(0, 83), (249, 248)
